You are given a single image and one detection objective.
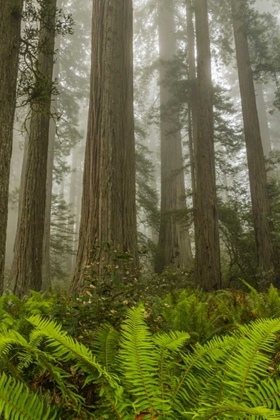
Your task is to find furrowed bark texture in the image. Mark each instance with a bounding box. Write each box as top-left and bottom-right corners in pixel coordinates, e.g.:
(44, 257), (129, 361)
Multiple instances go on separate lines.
(232, 0), (275, 274)
(0, 0), (23, 294)
(12, 0), (56, 297)
(156, 0), (192, 273)
(71, 0), (138, 291)
(194, 0), (222, 291)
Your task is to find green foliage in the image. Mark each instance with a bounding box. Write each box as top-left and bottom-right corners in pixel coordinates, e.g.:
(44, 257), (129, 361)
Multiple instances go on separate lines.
(18, 0), (74, 108)
(1, 301), (280, 419)
(159, 286), (274, 343)
(243, 281), (280, 318)
(0, 372), (58, 420)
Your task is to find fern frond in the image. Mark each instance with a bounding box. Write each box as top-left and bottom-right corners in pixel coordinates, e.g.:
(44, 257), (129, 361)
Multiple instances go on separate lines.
(153, 330), (190, 352)
(0, 328), (84, 411)
(119, 305), (164, 415)
(222, 318), (280, 403)
(173, 335), (234, 411)
(92, 324), (119, 372)
(28, 315), (117, 388)
(246, 378), (280, 412)
(0, 372), (58, 420)
(153, 331), (190, 405)
(187, 402), (280, 419)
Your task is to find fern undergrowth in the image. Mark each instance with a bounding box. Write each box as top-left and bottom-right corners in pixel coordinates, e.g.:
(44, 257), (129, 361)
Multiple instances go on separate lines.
(0, 299), (280, 419)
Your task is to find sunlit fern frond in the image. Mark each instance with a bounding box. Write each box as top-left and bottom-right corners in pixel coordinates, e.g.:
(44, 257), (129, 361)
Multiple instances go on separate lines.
(28, 315), (117, 388)
(0, 372), (59, 420)
(220, 318), (280, 404)
(172, 334), (234, 412)
(118, 304), (166, 415)
(153, 330), (190, 405)
(185, 319), (280, 419)
(245, 378), (280, 417)
(92, 323), (119, 372)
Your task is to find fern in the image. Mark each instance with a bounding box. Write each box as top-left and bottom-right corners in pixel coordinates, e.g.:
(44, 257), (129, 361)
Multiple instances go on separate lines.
(186, 318), (280, 419)
(187, 402), (280, 419)
(220, 319), (280, 403)
(1, 304), (280, 420)
(0, 372), (58, 420)
(119, 304), (162, 415)
(153, 331), (190, 404)
(92, 324), (119, 372)
(28, 315), (117, 387)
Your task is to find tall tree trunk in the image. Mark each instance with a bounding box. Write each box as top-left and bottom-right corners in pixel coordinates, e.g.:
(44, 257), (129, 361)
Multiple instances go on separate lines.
(155, 0), (192, 273)
(194, 0), (222, 291)
(42, 45), (59, 291)
(0, 0), (23, 294)
(186, 0), (198, 254)
(14, 128), (29, 254)
(41, 98), (57, 291)
(186, 0), (197, 198)
(255, 82), (271, 158)
(12, 0), (57, 298)
(70, 0), (138, 292)
(231, 0), (275, 274)
(68, 146), (80, 272)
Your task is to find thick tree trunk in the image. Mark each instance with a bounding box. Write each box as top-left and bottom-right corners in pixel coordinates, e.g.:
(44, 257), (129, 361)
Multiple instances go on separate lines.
(70, 0), (138, 292)
(155, 0), (192, 273)
(194, 0), (222, 291)
(0, 0), (23, 294)
(231, 0), (275, 274)
(12, 0), (57, 298)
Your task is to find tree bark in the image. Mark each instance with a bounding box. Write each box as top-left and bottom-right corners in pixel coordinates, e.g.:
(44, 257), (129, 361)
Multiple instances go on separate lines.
(194, 0), (222, 291)
(70, 0), (138, 292)
(41, 98), (57, 291)
(12, 0), (57, 297)
(0, 0), (23, 294)
(155, 0), (192, 273)
(231, 0), (275, 274)
(186, 0), (198, 254)
(42, 45), (60, 291)
(68, 146), (80, 272)
(186, 0), (197, 199)
(255, 82), (271, 158)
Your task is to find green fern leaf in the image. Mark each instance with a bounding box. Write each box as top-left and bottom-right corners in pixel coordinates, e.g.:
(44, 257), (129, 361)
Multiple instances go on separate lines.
(28, 315), (117, 387)
(92, 324), (119, 372)
(0, 372), (58, 420)
(119, 305), (165, 415)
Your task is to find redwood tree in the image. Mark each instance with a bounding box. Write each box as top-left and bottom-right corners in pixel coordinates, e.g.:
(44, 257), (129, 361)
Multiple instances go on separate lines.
(12, 0), (57, 297)
(186, 0), (198, 254)
(156, 0), (192, 273)
(70, 0), (138, 291)
(0, 0), (23, 294)
(231, 0), (275, 274)
(194, 0), (222, 290)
